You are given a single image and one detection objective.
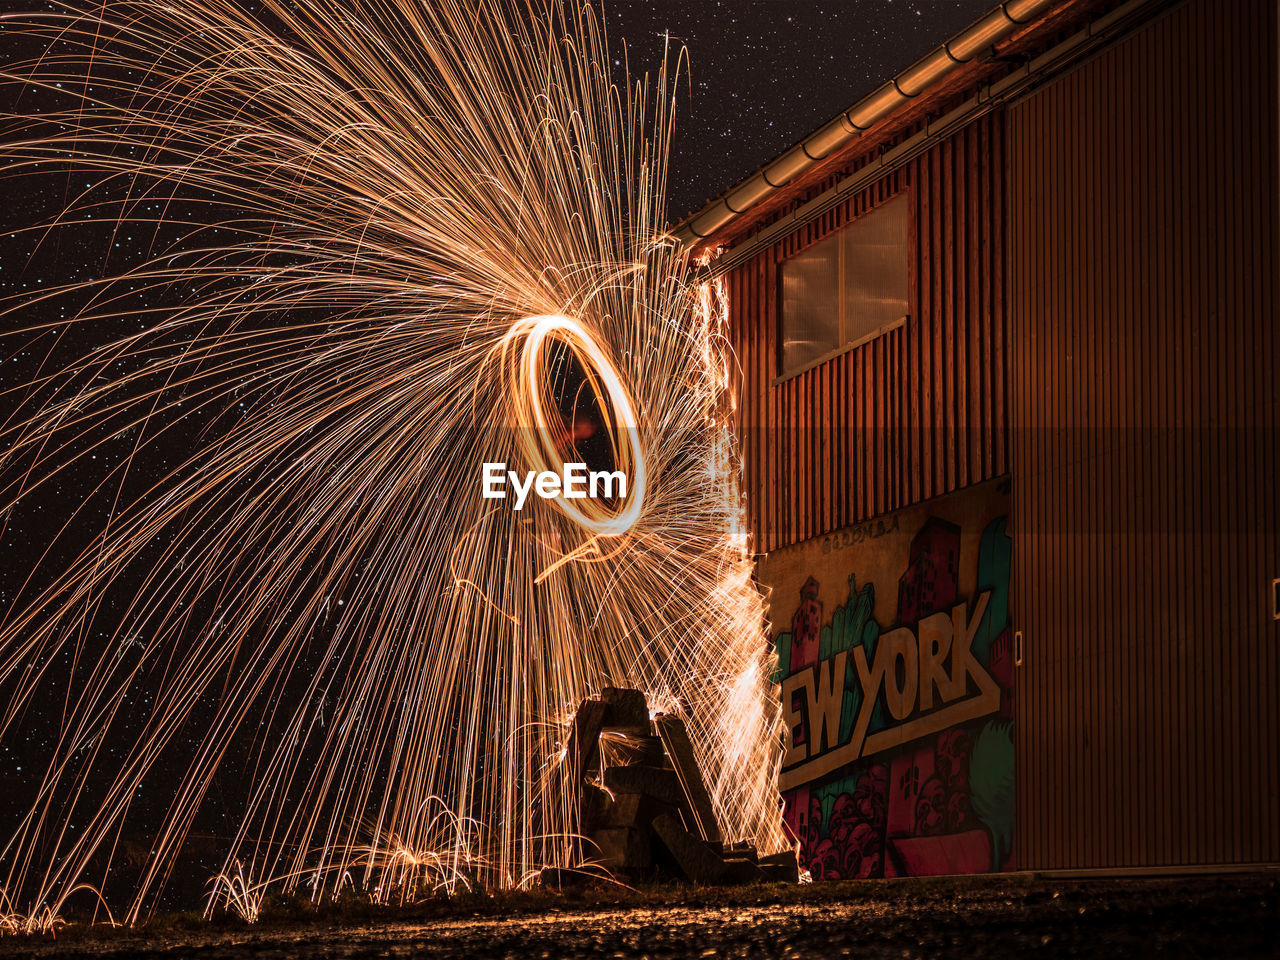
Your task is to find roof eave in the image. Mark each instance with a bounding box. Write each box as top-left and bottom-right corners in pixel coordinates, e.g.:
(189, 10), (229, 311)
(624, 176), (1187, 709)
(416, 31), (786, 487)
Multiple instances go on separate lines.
(672, 0), (1070, 255)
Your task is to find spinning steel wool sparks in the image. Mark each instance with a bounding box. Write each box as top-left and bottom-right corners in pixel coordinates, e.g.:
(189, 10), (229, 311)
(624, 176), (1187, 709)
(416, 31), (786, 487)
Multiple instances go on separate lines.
(0, 0), (785, 924)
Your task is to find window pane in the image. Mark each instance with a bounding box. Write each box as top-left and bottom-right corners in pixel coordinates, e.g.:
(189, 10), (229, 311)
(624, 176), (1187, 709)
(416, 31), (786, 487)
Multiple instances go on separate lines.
(780, 231), (840, 373)
(842, 194), (909, 343)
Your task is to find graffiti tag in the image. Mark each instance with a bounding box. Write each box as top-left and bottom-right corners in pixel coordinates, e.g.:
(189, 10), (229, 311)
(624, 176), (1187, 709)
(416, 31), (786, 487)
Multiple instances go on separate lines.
(778, 591), (1000, 791)
(821, 513), (899, 554)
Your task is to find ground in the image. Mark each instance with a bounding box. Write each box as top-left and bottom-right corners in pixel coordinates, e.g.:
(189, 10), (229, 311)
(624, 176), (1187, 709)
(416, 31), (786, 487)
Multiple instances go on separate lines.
(4, 874), (1276, 958)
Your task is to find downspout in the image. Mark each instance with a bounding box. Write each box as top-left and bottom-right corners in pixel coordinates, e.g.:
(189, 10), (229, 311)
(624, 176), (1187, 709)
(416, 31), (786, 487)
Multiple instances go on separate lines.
(673, 0), (1058, 247)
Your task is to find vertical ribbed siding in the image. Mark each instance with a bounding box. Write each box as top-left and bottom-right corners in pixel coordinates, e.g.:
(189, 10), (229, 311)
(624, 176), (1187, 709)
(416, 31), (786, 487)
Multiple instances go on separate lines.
(1009, 0), (1280, 868)
(728, 113), (1008, 554)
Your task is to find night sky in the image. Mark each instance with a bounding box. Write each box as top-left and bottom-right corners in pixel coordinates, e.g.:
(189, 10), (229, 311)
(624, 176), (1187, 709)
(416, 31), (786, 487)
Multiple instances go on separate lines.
(608, 1), (995, 221)
(0, 0), (993, 904)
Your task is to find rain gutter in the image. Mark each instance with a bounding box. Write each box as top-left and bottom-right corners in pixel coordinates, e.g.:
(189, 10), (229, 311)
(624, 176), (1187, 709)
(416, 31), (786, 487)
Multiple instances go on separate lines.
(679, 0), (1177, 274)
(673, 0), (1059, 249)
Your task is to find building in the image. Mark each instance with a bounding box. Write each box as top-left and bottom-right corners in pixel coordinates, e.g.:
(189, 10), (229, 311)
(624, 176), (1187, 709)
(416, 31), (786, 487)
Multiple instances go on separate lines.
(678, 0), (1278, 876)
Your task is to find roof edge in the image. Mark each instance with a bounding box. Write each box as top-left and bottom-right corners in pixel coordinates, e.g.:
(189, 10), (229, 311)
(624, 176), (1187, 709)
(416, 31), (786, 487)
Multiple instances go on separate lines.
(671, 0), (1060, 251)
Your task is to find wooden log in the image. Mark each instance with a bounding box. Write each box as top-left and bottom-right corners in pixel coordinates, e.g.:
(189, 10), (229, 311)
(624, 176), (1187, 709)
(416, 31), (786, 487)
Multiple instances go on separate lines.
(565, 697), (607, 785)
(600, 686), (650, 729)
(601, 764), (686, 808)
(653, 713), (723, 844)
(579, 783), (610, 833)
(758, 849), (800, 883)
(651, 814), (727, 884)
(723, 839), (759, 862)
(601, 791), (678, 830)
(599, 732), (665, 768)
(588, 826), (651, 873)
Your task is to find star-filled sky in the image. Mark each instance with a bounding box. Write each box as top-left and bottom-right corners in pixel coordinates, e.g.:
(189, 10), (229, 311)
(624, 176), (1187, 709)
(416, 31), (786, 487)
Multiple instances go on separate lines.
(608, 1), (995, 220)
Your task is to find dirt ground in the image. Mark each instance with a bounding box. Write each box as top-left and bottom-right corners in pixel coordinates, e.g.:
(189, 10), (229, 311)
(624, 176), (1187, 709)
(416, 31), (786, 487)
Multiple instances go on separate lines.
(4, 873), (1277, 959)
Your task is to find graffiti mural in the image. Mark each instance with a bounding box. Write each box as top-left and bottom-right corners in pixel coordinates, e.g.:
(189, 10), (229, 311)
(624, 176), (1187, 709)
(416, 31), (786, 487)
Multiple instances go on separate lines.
(764, 478), (1013, 879)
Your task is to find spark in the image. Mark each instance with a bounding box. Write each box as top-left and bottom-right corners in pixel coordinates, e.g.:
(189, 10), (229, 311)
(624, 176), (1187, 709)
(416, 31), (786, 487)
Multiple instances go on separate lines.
(0, 0), (786, 926)
(205, 863), (266, 924)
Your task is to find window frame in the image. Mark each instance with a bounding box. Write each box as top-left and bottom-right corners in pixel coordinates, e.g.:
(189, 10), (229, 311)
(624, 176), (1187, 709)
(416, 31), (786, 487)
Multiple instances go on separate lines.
(774, 191), (911, 384)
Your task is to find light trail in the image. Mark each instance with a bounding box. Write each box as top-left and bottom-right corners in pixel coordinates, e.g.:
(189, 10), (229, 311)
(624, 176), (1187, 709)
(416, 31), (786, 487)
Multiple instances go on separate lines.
(0, 0), (786, 924)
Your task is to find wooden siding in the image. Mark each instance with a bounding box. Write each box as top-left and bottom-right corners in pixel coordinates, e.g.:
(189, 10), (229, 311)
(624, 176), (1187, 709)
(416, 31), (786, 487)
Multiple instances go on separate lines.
(1008, 0), (1280, 868)
(727, 113), (1009, 554)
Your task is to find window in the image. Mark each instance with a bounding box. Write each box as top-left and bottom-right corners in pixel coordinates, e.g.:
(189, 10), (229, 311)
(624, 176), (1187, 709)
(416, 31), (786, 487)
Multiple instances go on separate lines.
(779, 193), (909, 377)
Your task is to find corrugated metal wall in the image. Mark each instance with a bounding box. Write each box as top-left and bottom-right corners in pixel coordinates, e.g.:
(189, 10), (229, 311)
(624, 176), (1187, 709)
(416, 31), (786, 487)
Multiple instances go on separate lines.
(727, 113), (1009, 554)
(1008, 0), (1280, 867)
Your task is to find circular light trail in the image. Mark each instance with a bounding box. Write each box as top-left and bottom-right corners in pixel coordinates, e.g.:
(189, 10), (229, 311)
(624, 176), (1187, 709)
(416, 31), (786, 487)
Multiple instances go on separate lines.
(504, 314), (645, 537)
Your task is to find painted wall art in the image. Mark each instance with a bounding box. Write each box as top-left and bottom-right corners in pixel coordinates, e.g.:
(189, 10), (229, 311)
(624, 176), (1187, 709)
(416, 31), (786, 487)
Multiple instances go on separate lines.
(763, 478), (1014, 879)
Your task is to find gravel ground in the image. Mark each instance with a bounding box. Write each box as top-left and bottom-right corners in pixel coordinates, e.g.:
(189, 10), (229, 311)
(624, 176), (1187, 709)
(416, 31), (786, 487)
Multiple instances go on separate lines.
(4, 874), (1277, 959)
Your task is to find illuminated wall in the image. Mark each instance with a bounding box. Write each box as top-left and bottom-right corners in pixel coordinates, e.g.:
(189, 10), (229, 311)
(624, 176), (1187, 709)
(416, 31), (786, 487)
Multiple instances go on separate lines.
(764, 477), (1013, 878)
